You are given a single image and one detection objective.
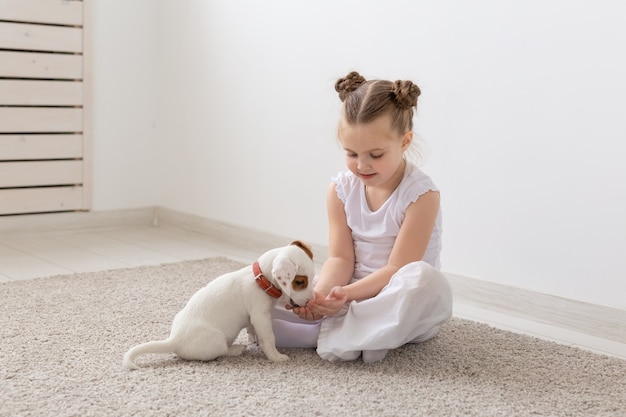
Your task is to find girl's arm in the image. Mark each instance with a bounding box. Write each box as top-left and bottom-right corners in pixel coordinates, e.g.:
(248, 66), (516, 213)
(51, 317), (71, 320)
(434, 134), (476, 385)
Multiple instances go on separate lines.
(342, 190), (440, 302)
(314, 183), (355, 295)
(287, 183), (354, 320)
(296, 187), (440, 318)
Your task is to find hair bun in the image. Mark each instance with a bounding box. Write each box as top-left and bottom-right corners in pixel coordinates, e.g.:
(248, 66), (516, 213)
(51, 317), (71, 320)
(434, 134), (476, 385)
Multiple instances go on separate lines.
(392, 80), (421, 109)
(335, 71), (367, 102)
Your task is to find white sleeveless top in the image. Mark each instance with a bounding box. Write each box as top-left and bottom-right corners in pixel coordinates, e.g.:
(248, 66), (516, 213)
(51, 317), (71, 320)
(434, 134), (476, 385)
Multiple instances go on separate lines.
(332, 162), (442, 279)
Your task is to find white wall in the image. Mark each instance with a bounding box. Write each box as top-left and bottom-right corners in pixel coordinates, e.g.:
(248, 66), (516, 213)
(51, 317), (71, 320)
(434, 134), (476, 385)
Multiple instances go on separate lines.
(91, 1), (626, 310)
(90, 1), (161, 209)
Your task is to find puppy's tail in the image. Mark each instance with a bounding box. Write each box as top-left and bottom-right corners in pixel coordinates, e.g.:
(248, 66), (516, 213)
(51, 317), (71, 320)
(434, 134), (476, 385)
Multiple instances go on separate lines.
(123, 339), (174, 370)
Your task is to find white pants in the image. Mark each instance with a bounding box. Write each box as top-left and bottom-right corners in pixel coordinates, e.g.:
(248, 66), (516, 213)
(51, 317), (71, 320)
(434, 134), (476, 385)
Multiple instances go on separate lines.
(271, 261), (453, 361)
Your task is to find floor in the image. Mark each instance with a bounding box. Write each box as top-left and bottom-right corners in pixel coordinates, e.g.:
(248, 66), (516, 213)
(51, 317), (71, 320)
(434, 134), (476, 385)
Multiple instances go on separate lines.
(1, 223), (624, 360)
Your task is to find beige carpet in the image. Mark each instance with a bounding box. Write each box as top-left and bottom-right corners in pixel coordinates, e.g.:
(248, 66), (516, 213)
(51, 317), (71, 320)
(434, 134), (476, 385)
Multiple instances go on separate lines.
(1, 258), (624, 417)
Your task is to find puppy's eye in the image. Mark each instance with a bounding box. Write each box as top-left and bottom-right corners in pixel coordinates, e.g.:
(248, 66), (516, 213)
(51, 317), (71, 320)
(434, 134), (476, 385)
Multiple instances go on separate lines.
(292, 276), (309, 290)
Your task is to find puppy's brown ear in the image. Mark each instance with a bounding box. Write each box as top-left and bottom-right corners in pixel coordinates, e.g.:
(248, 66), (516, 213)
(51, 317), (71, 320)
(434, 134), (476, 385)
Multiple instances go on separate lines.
(290, 240), (313, 260)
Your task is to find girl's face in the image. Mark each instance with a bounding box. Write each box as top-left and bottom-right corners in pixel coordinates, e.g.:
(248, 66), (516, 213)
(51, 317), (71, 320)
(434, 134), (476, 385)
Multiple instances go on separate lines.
(339, 114), (412, 190)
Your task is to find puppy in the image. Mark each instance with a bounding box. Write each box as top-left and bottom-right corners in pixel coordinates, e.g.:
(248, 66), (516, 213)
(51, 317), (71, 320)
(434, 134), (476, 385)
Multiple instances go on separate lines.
(123, 240), (314, 369)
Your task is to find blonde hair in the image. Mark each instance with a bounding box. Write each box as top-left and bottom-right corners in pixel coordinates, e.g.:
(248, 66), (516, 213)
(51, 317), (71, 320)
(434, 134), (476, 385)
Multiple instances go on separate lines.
(335, 71), (424, 165)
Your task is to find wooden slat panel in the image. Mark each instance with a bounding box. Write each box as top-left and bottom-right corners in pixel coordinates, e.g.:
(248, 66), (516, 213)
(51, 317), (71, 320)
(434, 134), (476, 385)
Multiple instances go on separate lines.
(0, 0), (90, 215)
(0, 80), (83, 106)
(0, 135), (83, 160)
(0, 51), (82, 79)
(0, 0), (83, 26)
(0, 160), (83, 188)
(0, 108), (82, 133)
(0, 22), (82, 53)
(0, 186), (83, 215)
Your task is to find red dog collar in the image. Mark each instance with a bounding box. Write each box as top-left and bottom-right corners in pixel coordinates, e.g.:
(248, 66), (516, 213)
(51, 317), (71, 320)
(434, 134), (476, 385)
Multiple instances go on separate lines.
(253, 261), (282, 299)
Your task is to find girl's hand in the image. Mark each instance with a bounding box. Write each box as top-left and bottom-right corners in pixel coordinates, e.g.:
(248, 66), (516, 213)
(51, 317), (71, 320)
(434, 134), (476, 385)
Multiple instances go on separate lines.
(309, 286), (348, 317)
(286, 303), (324, 321)
(285, 290), (326, 320)
(286, 286), (348, 320)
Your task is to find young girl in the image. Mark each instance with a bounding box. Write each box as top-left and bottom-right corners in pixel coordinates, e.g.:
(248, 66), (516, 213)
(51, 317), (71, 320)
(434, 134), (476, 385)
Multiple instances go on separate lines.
(270, 71), (453, 363)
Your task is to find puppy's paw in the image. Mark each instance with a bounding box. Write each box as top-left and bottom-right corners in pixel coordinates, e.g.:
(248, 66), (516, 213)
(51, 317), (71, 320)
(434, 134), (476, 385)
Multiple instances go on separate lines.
(227, 344), (246, 356)
(267, 352), (290, 362)
(271, 255), (296, 283)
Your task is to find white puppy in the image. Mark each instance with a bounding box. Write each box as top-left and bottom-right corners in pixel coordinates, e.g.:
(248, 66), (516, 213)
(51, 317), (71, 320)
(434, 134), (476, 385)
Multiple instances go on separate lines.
(123, 241), (314, 369)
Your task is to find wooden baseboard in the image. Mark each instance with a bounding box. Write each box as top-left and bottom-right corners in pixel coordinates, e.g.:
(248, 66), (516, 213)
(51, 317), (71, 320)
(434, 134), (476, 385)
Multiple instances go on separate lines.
(155, 206), (329, 264)
(0, 206), (155, 237)
(447, 273), (626, 345)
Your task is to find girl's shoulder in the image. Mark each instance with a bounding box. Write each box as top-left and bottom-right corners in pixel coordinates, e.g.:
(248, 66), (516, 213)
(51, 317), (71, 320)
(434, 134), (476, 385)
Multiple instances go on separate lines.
(331, 170), (360, 203)
(397, 163), (439, 204)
